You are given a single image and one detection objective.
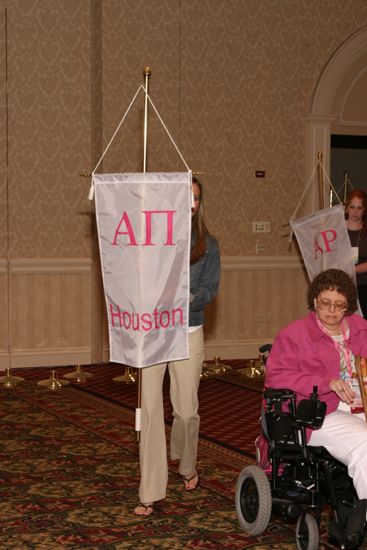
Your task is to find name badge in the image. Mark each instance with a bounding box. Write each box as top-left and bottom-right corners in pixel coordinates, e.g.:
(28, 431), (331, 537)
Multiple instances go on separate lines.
(351, 246), (359, 265)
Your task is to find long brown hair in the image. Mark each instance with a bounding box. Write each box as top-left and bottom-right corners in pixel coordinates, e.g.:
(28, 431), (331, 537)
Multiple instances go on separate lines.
(345, 189), (367, 231)
(190, 176), (209, 264)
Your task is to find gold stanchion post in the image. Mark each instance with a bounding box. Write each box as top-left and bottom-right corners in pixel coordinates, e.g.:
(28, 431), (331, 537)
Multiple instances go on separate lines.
(113, 366), (137, 384)
(63, 364), (93, 383)
(37, 370), (69, 391)
(201, 356), (231, 378)
(0, 367), (24, 388)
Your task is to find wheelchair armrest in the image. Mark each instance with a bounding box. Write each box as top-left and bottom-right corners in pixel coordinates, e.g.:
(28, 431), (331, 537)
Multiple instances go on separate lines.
(296, 397), (326, 429)
(259, 343), (272, 354)
(264, 388), (295, 401)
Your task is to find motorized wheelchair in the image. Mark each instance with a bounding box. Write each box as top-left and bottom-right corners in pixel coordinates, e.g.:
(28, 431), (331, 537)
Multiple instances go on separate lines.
(235, 382), (367, 549)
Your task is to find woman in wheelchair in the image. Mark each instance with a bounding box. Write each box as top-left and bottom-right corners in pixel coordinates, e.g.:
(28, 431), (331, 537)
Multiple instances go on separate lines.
(236, 268), (367, 548)
(266, 268), (367, 501)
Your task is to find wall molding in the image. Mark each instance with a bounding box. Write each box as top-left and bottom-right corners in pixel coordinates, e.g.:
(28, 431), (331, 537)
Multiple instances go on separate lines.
(102, 339), (269, 363)
(221, 255), (303, 271)
(9, 258), (92, 274)
(1, 255), (303, 273)
(0, 347), (92, 370)
(204, 338), (271, 360)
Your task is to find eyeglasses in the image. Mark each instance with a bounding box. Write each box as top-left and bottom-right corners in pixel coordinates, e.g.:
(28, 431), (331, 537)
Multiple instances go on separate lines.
(316, 298), (347, 312)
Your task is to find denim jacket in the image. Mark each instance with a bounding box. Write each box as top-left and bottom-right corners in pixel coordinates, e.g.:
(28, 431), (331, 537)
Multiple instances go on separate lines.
(189, 234), (221, 326)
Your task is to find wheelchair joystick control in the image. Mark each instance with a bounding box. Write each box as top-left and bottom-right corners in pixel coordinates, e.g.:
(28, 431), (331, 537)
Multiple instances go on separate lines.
(295, 386), (326, 429)
(311, 386), (319, 400)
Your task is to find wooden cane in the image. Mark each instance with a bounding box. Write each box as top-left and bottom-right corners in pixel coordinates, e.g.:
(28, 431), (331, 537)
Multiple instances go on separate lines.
(355, 356), (367, 421)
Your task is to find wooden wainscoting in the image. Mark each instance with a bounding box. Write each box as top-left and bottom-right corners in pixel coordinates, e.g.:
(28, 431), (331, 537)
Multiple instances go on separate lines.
(0, 255), (308, 369)
(204, 255), (308, 360)
(4, 258), (93, 369)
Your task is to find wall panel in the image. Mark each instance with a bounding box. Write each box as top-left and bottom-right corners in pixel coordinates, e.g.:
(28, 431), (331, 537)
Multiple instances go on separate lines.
(2, 256), (307, 368)
(6, 259), (92, 368)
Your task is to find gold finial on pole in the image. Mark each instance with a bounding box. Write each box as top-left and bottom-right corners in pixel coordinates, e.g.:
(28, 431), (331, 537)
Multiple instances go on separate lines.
(317, 152), (324, 209)
(143, 65), (152, 77)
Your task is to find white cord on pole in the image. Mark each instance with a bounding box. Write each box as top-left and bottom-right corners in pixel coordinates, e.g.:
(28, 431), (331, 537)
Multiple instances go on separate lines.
(289, 161), (342, 242)
(87, 84), (190, 200)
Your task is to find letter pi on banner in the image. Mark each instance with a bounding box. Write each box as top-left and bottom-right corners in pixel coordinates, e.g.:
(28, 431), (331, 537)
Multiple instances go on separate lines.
(290, 204), (356, 282)
(94, 172), (191, 368)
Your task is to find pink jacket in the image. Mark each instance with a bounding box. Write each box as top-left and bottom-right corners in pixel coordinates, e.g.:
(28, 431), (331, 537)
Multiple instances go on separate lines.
(265, 312), (367, 415)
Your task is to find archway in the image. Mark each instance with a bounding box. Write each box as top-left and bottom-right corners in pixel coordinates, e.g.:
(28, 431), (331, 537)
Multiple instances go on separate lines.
(307, 26), (367, 207)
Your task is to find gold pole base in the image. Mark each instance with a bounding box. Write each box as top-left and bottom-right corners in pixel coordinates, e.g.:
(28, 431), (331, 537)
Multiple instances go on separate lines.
(63, 364), (93, 383)
(0, 367), (25, 388)
(237, 359), (264, 378)
(201, 356), (232, 378)
(113, 367), (137, 384)
(37, 370), (70, 390)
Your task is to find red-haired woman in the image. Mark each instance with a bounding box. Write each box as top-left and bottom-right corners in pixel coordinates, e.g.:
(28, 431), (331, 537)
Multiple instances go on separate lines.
(345, 189), (367, 318)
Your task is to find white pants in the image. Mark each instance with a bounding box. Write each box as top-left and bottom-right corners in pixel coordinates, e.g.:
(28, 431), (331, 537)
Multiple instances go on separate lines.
(309, 403), (367, 499)
(138, 328), (204, 503)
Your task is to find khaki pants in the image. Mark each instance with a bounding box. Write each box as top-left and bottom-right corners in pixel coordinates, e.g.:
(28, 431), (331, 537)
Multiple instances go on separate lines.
(138, 328), (204, 503)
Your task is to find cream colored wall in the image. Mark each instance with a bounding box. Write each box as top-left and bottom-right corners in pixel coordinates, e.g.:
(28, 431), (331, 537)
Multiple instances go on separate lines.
(1, 1), (366, 368)
(1, 1), (95, 368)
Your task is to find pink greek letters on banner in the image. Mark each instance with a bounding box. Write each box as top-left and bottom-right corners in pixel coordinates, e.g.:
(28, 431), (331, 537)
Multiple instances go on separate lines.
(112, 210), (176, 247)
(313, 229), (337, 259)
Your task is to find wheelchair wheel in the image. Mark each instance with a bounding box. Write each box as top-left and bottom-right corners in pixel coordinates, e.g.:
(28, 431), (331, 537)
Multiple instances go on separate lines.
(295, 512), (319, 550)
(235, 464), (272, 535)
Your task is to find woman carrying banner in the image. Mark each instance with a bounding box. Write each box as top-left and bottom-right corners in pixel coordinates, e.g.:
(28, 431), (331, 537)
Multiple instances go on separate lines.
(134, 176), (221, 516)
(265, 268), (367, 500)
(345, 189), (367, 318)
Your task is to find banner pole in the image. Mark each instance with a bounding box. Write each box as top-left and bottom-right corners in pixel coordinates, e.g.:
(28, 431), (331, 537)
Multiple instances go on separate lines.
(136, 66), (152, 442)
(317, 151), (324, 209)
(343, 171), (348, 203)
(142, 66), (151, 173)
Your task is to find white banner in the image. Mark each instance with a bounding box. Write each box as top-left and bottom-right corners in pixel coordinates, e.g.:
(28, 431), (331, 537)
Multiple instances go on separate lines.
(94, 172), (191, 368)
(291, 205), (356, 282)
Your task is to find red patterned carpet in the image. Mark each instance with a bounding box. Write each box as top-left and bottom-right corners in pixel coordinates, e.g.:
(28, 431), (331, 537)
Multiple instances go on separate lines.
(13, 361), (263, 457)
(2, 362), (362, 549)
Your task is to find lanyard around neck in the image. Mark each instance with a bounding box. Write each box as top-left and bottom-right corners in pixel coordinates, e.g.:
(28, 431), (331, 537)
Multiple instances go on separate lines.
(316, 315), (353, 377)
